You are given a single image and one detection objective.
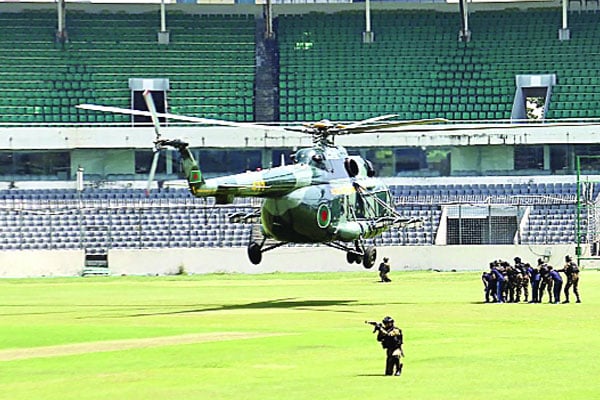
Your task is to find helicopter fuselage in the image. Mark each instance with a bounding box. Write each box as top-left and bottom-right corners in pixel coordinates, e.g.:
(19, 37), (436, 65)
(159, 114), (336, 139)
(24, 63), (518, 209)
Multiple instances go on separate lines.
(260, 177), (393, 243)
(188, 144), (396, 244)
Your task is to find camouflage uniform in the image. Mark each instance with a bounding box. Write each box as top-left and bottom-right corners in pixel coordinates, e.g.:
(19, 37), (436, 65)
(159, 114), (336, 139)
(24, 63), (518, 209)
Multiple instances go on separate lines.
(514, 257), (529, 302)
(560, 256), (581, 303)
(538, 260), (553, 303)
(376, 316), (404, 376)
(505, 264), (520, 303)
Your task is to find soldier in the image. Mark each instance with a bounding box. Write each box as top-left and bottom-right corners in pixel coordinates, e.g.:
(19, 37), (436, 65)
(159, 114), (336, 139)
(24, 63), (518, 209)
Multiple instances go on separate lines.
(482, 266), (497, 303)
(527, 262), (540, 303)
(538, 259), (553, 303)
(374, 316), (404, 376)
(514, 257), (529, 302)
(548, 266), (563, 304)
(490, 261), (506, 303)
(559, 255), (581, 303)
(378, 257), (392, 283)
(505, 263), (520, 303)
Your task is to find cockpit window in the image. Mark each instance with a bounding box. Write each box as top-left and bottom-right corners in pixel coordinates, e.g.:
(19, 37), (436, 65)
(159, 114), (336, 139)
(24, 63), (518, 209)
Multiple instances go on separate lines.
(292, 149), (327, 169)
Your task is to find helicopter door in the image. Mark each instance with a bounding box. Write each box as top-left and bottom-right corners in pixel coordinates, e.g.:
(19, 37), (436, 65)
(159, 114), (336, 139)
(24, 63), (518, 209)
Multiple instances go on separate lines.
(354, 192), (365, 218)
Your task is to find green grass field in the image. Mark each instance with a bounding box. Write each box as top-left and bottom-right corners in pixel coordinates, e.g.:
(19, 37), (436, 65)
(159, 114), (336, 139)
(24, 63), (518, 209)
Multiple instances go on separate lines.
(1, 270), (599, 400)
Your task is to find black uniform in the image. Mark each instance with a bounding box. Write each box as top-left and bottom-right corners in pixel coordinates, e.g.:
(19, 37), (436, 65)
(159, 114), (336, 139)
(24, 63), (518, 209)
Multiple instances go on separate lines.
(378, 258), (392, 283)
(375, 316), (404, 376)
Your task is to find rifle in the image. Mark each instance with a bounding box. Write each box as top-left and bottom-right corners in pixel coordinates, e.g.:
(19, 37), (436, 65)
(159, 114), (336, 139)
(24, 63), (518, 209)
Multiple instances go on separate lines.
(365, 320), (383, 333)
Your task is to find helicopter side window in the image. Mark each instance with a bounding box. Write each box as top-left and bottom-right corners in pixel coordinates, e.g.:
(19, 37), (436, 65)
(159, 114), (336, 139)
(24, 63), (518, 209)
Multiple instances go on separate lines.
(293, 149), (312, 165)
(329, 158), (351, 179)
(365, 159), (375, 177)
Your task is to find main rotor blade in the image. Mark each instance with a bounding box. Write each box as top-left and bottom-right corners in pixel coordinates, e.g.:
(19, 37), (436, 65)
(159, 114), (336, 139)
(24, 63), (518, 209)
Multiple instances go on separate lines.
(339, 114), (398, 130)
(76, 103), (287, 132)
(141, 91), (164, 198)
(143, 90), (162, 142)
(334, 118), (449, 135)
(146, 149), (160, 198)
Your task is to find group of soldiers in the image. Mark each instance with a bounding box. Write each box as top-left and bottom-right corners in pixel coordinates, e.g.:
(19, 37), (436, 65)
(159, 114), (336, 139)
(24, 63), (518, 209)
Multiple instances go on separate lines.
(482, 255), (581, 304)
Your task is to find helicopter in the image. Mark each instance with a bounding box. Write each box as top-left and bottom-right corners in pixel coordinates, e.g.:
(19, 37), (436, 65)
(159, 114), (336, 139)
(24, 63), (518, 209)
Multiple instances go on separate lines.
(77, 91), (441, 268)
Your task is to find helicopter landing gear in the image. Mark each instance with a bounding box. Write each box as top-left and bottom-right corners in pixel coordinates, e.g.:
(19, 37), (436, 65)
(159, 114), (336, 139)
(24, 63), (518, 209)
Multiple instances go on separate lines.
(363, 246), (377, 269)
(342, 242), (376, 269)
(346, 250), (363, 264)
(246, 238), (288, 265)
(248, 241), (263, 265)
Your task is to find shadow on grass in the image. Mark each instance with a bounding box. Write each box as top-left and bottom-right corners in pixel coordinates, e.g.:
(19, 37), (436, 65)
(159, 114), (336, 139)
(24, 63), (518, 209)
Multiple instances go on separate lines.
(128, 298), (360, 317)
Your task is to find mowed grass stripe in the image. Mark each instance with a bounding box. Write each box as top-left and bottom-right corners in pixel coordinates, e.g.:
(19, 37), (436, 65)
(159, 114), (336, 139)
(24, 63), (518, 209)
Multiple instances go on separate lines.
(0, 332), (286, 362)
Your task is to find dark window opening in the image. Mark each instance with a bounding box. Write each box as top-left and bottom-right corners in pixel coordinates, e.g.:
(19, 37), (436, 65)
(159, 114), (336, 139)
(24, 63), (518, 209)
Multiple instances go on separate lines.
(195, 149), (261, 177)
(132, 90), (166, 125)
(514, 146), (543, 170)
(0, 151), (70, 179)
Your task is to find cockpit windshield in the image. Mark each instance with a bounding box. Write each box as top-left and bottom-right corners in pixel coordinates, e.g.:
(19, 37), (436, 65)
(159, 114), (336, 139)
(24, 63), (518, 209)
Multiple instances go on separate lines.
(292, 149), (327, 170)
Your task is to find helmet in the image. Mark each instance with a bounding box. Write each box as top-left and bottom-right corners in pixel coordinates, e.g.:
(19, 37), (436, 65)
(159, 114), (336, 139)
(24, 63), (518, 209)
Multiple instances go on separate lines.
(514, 257), (521, 263)
(565, 255), (572, 262)
(382, 316), (394, 325)
(383, 257), (389, 262)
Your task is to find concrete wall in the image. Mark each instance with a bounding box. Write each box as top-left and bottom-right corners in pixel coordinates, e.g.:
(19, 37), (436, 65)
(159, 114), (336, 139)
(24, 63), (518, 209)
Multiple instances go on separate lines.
(0, 250), (85, 278)
(0, 244), (577, 278)
(108, 244), (575, 275)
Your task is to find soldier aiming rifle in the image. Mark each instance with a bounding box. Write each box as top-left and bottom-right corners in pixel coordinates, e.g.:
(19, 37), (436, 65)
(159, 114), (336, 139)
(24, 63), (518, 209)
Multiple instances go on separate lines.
(365, 316), (404, 376)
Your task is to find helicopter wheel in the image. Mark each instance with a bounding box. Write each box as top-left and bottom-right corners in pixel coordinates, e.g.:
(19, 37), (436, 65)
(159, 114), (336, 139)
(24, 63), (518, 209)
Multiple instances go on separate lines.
(363, 246), (377, 269)
(346, 251), (357, 264)
(247, 242), (263, 265)
(346, 250), (362, 264)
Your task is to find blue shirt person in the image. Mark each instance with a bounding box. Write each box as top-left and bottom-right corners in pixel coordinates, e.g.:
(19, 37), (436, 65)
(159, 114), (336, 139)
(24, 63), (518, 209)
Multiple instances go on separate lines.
(491, 264), (506, 303)
(482, 270), (496, 303)
(548, 267), (563, 304)
(527, 263), (540, 303)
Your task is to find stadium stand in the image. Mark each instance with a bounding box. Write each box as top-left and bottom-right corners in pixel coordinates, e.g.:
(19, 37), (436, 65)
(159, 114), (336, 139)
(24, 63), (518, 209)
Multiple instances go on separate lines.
(1, 8), (599, 124)
(0, 5), (597, 257)
(0, 181), (580, 252)
(278, 9), (600, 122)
(0, 10), (255, 124)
